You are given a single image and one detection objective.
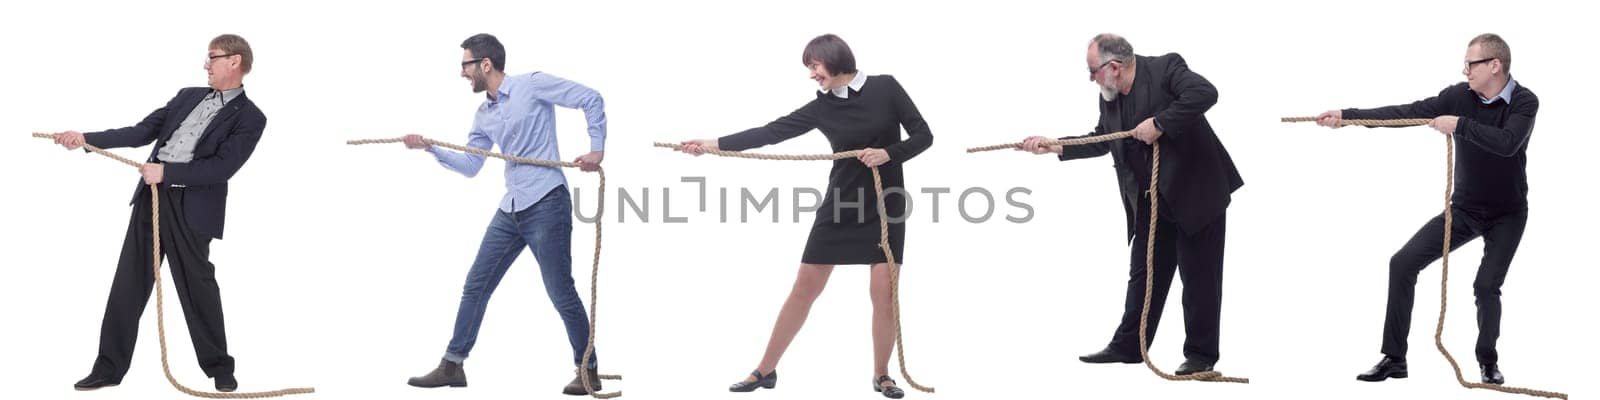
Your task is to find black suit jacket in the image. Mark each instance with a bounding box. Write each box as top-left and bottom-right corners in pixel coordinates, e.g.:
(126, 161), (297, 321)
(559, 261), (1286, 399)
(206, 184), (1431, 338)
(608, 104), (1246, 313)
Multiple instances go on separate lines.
(1059, 53), (1243, 240)
(85, 87), (267, 239)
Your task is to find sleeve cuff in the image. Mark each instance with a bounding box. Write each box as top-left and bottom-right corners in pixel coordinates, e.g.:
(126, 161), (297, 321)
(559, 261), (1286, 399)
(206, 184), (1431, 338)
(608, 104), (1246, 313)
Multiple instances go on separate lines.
(885, 146), (907, 165)
(163, 164), (187, 185)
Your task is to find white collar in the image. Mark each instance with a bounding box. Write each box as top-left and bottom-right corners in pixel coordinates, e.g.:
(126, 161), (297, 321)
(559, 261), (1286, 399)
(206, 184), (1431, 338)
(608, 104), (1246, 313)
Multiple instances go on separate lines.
(820, 72), (867, 99)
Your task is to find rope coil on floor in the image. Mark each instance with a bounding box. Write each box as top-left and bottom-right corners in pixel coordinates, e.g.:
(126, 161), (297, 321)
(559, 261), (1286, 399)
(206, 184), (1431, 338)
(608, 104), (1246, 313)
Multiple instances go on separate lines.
(347, 136), (622, 398)
(653, 142), (935, 393)
(33, 132), (316, 399)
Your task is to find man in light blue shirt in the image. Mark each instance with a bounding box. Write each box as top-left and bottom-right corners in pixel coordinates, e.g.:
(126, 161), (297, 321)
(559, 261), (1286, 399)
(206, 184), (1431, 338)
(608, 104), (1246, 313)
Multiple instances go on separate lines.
(405, 33), (607, 396)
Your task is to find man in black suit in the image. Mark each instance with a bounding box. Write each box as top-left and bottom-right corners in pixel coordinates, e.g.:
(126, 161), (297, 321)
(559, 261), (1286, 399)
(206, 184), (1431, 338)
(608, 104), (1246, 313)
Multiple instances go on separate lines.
(52, 34), (267, 393)
(1020, 33), (1244, 374)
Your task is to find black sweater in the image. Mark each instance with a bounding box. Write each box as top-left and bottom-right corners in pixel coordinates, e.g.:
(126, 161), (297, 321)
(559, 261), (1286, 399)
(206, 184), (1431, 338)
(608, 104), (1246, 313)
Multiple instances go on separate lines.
(719, 74), (933, 163)
(718, 74), (934, 207)
(1344, 81), (1538, 212)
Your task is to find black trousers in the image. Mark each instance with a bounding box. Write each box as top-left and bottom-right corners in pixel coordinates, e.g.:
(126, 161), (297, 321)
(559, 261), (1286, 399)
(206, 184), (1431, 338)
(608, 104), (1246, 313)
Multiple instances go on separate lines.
(1382, 206), (1527, 364)
(1106, 194), (1227, 364)
(92, 187), (234, 381)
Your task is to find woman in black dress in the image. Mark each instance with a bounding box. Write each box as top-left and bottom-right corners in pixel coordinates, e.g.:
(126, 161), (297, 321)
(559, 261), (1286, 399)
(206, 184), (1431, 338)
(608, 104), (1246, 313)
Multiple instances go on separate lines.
(676, 34), (933, 399)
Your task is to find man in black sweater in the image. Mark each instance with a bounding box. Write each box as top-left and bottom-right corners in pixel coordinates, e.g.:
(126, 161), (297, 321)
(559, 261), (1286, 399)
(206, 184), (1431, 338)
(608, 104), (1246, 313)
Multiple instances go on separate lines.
(1316, 33), (1538, 386)
(1021, 33), (1243, 375)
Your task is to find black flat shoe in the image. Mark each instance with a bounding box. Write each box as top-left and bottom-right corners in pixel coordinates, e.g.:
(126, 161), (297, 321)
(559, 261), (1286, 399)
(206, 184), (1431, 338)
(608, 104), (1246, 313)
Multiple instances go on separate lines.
(1481, 363), (1505, 385)
(873, 375), (905, 399)
(214, 374), (238, 392)
(729, 369), (776, 392)
(73, 374), (119, 391)
(1079, 346), (1142, 364)
(1356, 356), (1408, 382)
(1175, 359), (1215, 376)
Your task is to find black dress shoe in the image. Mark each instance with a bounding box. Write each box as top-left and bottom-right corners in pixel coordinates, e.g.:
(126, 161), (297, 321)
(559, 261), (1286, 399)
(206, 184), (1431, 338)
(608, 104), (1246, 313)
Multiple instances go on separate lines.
(563, 367), (602, 395)
(1175, 359), (1215, 376)
(1481, 363), (1505, 385)
(728, 369), (776, 392)
(1079, 347), (1141, 364)
(1356, 356), (1408, 382)
(73, 374), (119, 391)
(215, 375), (238, 392)
(408, 358), (468, 388)
(873, 375), (905, 399)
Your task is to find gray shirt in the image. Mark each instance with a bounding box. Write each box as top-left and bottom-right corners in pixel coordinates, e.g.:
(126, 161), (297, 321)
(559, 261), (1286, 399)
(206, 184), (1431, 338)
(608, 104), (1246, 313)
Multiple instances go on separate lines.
(156, 87), (244, 163)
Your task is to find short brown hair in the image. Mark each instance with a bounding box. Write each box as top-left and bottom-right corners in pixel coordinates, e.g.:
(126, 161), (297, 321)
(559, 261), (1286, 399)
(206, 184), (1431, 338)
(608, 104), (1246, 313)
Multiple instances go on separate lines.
(1469, 33), (1511, 73)
(801, 34), (856, 76)
(210, 34), (253, 74)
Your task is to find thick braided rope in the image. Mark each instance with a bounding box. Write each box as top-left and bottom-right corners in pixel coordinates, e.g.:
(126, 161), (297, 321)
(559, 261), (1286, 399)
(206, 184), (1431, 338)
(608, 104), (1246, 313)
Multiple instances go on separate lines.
(347, 137), (622, 398)
(1433, 137), (1565, 399)
(653, 142), (934, 393)
(1281, 119), (1567, 399)
(967, 132), (1249, 383)
(1278, 116), (1434, 127)
(32, 133), (316, 398)
(650, 142), (862, 161)
(1136, 144), (1247, 383)
(964, 131), (1135, 153)
(32, 132), (144, 168)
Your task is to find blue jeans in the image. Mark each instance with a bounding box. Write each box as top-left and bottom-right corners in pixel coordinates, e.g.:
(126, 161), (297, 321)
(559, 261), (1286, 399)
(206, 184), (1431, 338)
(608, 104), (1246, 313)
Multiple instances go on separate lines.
(444, 185), (595, 368)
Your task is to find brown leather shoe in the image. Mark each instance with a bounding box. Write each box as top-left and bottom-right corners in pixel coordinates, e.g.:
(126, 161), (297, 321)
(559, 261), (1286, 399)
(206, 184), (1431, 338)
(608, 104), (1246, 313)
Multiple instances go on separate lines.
(407, 358), (467, 388)
(562, 367), (602, 395)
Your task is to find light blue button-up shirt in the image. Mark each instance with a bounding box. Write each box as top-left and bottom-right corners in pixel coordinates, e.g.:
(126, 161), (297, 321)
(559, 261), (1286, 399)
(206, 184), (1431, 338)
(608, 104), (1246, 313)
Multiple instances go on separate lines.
(429, 72), (607, 212)
(1478, 77), (1517, 104)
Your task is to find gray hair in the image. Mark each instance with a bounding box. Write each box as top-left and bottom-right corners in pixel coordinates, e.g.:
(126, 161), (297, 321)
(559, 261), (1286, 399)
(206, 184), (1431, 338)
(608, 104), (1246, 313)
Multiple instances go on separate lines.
(1469, 33), (1512, 74)
(1089, 33), (1134, 65)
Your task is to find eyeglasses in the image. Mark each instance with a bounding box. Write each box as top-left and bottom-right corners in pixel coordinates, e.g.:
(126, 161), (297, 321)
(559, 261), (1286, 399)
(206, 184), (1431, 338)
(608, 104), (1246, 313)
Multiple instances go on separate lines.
(206, 53), (237, 63)
(461, 58), (487, 70)
(1464, 57), (1496, 70)
(1089, 59), (1119, 77)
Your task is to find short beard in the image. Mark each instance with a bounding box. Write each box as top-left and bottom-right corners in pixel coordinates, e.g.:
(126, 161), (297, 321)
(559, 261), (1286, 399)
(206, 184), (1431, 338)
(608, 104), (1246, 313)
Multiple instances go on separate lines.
(1099, 78), (1119, 101)
(470, 72), (489, 93)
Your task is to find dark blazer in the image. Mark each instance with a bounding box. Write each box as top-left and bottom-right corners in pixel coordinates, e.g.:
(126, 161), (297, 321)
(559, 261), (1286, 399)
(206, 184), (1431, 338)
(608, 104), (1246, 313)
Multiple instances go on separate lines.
(1059, 53), (1243, 240)
(85, 87), (267, 239)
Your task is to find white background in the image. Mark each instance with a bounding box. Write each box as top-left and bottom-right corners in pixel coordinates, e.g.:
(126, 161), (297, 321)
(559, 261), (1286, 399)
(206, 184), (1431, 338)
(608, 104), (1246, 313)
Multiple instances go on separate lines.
(2, 0), (1595, 399)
